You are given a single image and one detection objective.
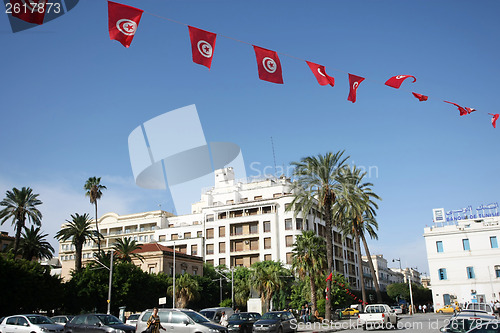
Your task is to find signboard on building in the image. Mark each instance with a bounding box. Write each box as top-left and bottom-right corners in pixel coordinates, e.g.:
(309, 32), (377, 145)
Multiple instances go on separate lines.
(434, 202), (499, 222)
(159, 297), (167, 305)
(433, 208), (446, 223)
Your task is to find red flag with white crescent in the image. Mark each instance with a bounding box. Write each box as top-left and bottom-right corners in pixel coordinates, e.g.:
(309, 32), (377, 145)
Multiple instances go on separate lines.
(348, 74), (365, 103)
(412, 92), (428, 102)
(385, 75), (416, 89)
(325, 272), (333, 281)
(306, 61), (335, 87)
(489, 113), (499, 128)
(10, 0), (47, 25)
(189, 26), (217, 69)
(465, 107), (476, 114)
(253, 46), (283, 84)
(444, 101), (468, 116)
(108, 1), (143, 48)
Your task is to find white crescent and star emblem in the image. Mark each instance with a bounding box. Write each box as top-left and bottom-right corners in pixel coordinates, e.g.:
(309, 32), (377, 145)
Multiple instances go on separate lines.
(197, 40), (213, 58)
(317, 67), (326, 77)
(263, 57), (277, 74)
(353, 82), (359, 90)
(116, 19), (137, 36)
(395, 75), (406, 80)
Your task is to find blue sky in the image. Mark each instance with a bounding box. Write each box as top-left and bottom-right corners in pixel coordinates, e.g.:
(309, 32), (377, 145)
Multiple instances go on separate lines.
(1, 0), (499, 274)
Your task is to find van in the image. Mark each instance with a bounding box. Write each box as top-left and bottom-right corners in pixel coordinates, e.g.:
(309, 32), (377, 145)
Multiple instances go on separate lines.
(199, 307), (234, 324)
(465, 303), (495, 316)
(136, 308), (227, 333)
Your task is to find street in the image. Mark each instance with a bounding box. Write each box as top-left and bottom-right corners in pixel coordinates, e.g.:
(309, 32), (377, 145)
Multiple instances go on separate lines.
(297, 313), (453, 333)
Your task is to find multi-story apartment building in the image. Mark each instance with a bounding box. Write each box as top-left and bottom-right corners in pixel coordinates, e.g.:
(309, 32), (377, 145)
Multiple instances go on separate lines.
(59, 167), (360, 287)
(423, 210), (500, 308)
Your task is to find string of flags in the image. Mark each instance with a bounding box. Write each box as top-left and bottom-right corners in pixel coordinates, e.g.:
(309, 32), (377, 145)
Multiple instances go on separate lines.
(8, 0), (498, 129)
(325, 272), (368, 305)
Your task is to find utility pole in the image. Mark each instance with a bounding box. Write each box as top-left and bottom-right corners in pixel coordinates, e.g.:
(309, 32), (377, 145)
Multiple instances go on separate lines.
(93, 251), (114, 315)
(231, 268), (234, 309)
(173, 241), (176, 308)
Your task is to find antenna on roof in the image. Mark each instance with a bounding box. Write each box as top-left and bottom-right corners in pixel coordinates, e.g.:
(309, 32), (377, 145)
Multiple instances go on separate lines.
(271, 136), (277, 177)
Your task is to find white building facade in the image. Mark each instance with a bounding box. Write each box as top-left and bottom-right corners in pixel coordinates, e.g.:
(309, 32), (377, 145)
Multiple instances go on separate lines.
(59, 168), (360, 287)
(423, 211), (500, 308)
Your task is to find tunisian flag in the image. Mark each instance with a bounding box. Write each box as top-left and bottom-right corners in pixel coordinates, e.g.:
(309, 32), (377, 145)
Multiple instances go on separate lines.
(10, 0), (47, 25)
(412, 92), (428, 102)
(385, 75), (416, 89)
(189, 26), (217, 69)
(108, 1), (144, 48)
(306, 61), (335, 87)
(444, 101), (468, 116)
(347, 74), (365, 103)
(253, 46), (283, 84)
(489, 113), (499, 128)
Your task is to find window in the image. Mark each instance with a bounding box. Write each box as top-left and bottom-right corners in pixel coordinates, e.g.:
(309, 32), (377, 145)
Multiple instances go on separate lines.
(219, 258), (226, 266)
(296, 218), (303, 230)
(264, 221), (271, 232)
(206, 259), (214, 266)
(219, 226), (225, 237)
(495, 265), (500, 278)
(206, 244), (214, 255)
(193, 267), (198, 275)
(148, 266), (156, 274)
(285, 235), (293, 247)
(184, 232), (191, 239)
(219, 242), (226, 253)
(206, 214), (214, 222)
(285, 219), (292, 230)
(233, 241), (244, 252)
(250, 239), (259, 250)
(491, 236), (498, 249)
(226, 199), (234, 204)
(197, 231), (202, 237)
(191, 244), (198, 256)
(254, 195), (262, 200)
(264, 237), (271, 249)
(438, 268), (447, 280)
(436, 241), (443, 253)
(206, 228), (214, 239)
(466, 266), (475, 279)
(250, 224), (258, 234)
(171, 234), (178, 240)
(234, 225), (243, 236)
(264, 254), (272, 261)
(250, 256), (259, 265)
(463, 239), (470, 251)
(286, 252), (293, 264)
(284, 203), (291, 210)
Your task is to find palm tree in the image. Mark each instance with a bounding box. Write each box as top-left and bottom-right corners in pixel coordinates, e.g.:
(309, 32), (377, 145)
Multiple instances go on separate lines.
(84, 177), (106, 254)
(167, 273), (200, 308)
(233, 266), (252, 307)
(288, 151), (349, 320)
(337, 166), (382, 303)
(291, 230), (327, 316)
(19, 226), (54, 260)
(55, 213), (95, 271)
(251, 261), (286, 313)
(0, 187), (43, 254)
(112, 237), (144, 263)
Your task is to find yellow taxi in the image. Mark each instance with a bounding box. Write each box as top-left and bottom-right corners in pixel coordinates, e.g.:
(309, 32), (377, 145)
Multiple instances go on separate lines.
(436, 304), (460, 314)
(341, 308), (360, 316)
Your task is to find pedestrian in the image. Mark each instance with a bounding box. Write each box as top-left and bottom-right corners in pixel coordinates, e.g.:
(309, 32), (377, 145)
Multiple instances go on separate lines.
(146, 308), (165, 333)
(418, 304), (422, 313)
(219, 311), (228, 327)
(423, 304), (427, 313)
(300, 305), (306, 322)
(235, 308), (240, 313)
(494, 300), (500, 315)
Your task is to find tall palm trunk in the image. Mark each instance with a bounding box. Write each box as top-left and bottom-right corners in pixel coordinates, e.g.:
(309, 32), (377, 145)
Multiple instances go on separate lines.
(360, 230), (382, 302)
(75, 242), (83, 271)
(14, 218), (25, 254)
(354, 229), (366, 310)
(324, 197), (333, 321)
(95, 201), (101, 254)
(310, 274), (318, 315)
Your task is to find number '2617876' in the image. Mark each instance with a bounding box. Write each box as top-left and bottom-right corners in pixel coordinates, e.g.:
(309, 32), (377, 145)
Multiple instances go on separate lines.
(5, 2), (61, 14)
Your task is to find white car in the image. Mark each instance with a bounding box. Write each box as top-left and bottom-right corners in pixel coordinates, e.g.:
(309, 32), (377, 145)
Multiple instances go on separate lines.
(0, 315), (63, 333)
(391, 306), (403, 315)
(125, 314), (140, 326)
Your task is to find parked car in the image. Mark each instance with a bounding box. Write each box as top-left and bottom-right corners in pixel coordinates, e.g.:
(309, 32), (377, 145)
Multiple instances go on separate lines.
(439, 310), (496, 333)
(0, 314), (63, 333)
(136, 308), (227, 333)
(357, 304), (398, 330)
(390, 306), (403, 315)
(51, 316), (74, 325)
(64, 314), (134, 333)
(465, 321), (500, 333)
(341, 308), (360, 317)
(438, 305), (461, 314)
(199, 307), (234, 324)
(252, 311), (296, 333)
(125, 314), (140, 326)
(227, 312), (261, 333)
(465, 304), (495, 317)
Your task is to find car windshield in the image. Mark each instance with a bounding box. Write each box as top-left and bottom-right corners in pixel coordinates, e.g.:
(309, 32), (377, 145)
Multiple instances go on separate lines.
(96, 315), (122, 325)
(27, 316), (54, 325)
(261, 313), (281, 320)
(184, 311), (209, 323)
(199, 311), (214, 319)
(229, 314), (252, 321)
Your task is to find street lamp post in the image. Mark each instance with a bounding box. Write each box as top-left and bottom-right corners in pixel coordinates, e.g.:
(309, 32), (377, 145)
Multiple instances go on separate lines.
(173, 241), (176, 308)
(93, 251), (114, 315)
(393, 258), (414, 315)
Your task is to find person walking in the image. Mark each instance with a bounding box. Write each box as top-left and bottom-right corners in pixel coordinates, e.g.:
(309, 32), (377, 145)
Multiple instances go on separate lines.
(219, 311), (228, 327)
(300, 305), (306, 323)
(146, 308), (165, 333)
(305, 304), (310, 323)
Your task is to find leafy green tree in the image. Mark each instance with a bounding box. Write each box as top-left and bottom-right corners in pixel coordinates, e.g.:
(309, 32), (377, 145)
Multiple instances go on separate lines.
(19, 226), (54, 260)
(55, 213), (95, 271)
(288, 152), (349, 321)
(0, 187), (43, 254)
(291, 230), (327, 315)
(113, 237), (144, 262)
(168, 273), (200, 308)
(233, 266), (252, 308)
(251, 260), (286, 313)
(84, 177), (106, 254)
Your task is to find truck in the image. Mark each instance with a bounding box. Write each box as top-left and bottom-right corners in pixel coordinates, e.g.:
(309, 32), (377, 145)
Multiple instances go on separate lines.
(357, 304), (398, 330)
